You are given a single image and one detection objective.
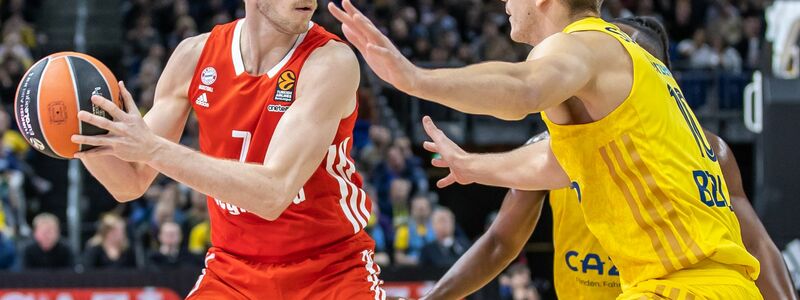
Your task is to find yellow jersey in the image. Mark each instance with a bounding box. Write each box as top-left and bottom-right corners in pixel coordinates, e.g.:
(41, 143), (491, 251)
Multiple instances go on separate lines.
(551, 187), (621, 299)
(542, 18), (759, 290)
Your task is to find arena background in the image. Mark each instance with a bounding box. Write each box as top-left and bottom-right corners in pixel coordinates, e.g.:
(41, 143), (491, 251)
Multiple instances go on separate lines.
(0, 0), (798, 299)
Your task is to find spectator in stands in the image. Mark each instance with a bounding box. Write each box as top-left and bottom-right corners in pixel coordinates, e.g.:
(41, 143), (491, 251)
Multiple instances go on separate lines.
(0, 33), (31, 107)
(22, 213), (73, 269)
(706, 0), (743, 46)
(188, 219), (210, 256)
(394, 195), (435, 266)
(499, 262), (540, 300)
(152, 183), (185, 232)
(187, 190), (210, 256)
(473, 20), (517, 62)
(393, 136), (428, 193)
(709, 35), (743, 73)
(0, 229), (15, 270)
(372, 146), (428, 215)
(388, 178), (413, 221)
(666, 0), (707, 42)
(84, 214), (136, 269)
(147, 221), (195, 270)
(126, 15), (161, 65)
(365, 189), (390, 266)
(358, 125), (392, 174)
(0, 109), (23, 233)
(419, 207), (470, 268)
(737, 15), (764, 70)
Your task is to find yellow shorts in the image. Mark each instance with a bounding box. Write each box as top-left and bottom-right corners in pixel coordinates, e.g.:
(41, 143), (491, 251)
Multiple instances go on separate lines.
(617, 260), (762, 300)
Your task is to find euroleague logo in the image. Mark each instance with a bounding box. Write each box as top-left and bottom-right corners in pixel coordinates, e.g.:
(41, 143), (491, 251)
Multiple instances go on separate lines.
(278, 70), (296, 90)
(274, 70), (296, 102)
(201, 67), (217, 86)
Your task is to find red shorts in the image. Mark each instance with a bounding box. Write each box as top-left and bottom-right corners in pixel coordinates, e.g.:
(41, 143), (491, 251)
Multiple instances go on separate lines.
(185, 232), (386, 299)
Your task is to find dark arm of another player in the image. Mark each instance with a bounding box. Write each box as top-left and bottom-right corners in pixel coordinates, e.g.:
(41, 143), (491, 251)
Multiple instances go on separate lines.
(708, 132), (798, 300)
(421, 189), (547, 300)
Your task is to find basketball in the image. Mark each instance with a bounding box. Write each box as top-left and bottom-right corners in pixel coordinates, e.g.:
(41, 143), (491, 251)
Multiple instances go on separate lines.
(13, 52), (122, 159)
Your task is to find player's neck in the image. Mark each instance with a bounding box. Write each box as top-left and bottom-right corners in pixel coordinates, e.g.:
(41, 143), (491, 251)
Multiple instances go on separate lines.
(530, 9), (598, 45)
(240, 17), (302, 76)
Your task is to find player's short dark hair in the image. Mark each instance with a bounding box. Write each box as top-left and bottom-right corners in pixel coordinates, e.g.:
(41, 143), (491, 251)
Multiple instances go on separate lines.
(613, 16), (672, 69)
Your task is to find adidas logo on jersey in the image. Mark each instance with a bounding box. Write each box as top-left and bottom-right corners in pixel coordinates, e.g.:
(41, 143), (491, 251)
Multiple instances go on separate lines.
(195, 93), (209, 108)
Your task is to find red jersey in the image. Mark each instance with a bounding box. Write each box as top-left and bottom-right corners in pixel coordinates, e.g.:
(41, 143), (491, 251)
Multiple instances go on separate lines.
(187, 19), (372, 263)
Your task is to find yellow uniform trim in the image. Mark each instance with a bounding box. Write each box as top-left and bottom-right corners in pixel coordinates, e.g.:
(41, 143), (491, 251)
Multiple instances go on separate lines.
(599, 146), (677, 273)
(622, 135), (708, 263)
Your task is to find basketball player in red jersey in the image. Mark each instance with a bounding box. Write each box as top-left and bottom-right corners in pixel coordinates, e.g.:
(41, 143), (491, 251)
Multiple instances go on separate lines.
(69, 0), (386, 299)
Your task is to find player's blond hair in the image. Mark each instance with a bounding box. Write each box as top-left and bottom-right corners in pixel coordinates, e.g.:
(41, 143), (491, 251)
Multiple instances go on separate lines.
(562, 0), (603, 15)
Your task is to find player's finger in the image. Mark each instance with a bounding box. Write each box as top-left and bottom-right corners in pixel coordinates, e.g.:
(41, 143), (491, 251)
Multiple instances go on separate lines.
(71, 134), (113, 147)
(422, 141), (438, 153)
(437, 174), (457, 188)
(327, 2), (352, 25)
(431, 158), (448, 168)
(422, 116), (448, 144)
(342, 0), (363, 18)
(89, 94), (127, 121)
(119, 81), (140, 116)
(353, 14), (390, 46)
(73, 146), (114, 159)
(342, 24), (367, 50)
(77, 111), (121, 133)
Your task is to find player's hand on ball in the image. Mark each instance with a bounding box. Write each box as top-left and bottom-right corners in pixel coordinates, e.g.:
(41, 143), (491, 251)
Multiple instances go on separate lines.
(422, 116), (476, 188)
(71, 81), (160, 162)
(327, 0), (419, 93)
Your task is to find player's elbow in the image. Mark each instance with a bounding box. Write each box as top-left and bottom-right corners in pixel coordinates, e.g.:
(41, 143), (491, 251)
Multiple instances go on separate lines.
(256, 189), (295, 221)
(257, 210), (282, 222)
(107, 179), (149, 203)
(109, 187), (145, 203)
(498, 85), (541, 121)
(485, 230), (521, 261)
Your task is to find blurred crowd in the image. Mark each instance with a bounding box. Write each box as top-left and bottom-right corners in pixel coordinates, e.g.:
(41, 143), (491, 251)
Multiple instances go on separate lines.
(0, 1), (775, 298)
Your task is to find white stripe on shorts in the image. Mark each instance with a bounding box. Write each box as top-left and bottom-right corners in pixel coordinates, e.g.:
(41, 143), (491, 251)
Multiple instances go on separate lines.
(361, 250), (386, 300)
(186, 252), (216, 298)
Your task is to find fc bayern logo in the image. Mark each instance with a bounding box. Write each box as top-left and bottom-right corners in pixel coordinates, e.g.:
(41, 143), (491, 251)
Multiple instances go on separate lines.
(201, 67), (217, 86)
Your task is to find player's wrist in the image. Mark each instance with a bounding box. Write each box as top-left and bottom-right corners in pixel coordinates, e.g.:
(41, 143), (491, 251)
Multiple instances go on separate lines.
(405, 65), (426, 96)
(143, 136), (171, 166)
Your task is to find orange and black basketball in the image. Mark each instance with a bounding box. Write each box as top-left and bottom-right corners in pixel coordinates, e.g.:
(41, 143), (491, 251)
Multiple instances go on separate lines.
(14, 52), (121, 159)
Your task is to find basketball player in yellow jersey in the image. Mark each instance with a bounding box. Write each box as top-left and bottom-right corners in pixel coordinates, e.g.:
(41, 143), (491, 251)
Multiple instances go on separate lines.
(330, 0), (763, 298)
(422, 18), (796, 300)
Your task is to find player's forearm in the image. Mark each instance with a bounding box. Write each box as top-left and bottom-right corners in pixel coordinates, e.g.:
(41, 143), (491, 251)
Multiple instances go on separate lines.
(424, 190), (545, 299)
(751, 240), (798, 300)
(411, 62), (539, 121)
(424, 232), (519, 299)
(146, 138), (293, 220)
(81, 156), (154, 202)
(462, 143), (568, 191)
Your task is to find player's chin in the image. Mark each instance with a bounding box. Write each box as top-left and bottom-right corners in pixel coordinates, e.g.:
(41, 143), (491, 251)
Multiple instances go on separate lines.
(509, 29), (524, 43)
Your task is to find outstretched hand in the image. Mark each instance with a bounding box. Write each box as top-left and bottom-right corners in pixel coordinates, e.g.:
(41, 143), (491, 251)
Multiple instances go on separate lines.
(421, 116), (476, 188)
(327, 0), (420, 92)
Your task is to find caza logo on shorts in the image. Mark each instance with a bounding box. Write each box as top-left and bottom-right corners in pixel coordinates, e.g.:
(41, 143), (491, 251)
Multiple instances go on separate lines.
(201, 67), (217, 86)
(274, 70), (296, 102)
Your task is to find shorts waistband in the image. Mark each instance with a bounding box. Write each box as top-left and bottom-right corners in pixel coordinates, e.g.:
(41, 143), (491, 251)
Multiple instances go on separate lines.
(662, 259), (754, 284)
(211, 231), (375, 265)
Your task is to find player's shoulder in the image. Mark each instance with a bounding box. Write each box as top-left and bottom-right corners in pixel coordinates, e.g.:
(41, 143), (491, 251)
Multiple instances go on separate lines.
(703, 130), (733, 161)
(170, 33), (211, 66)
(530, 32), (594, 61)
(304, 40), (359, 73)
(299, 41), (359, 89)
